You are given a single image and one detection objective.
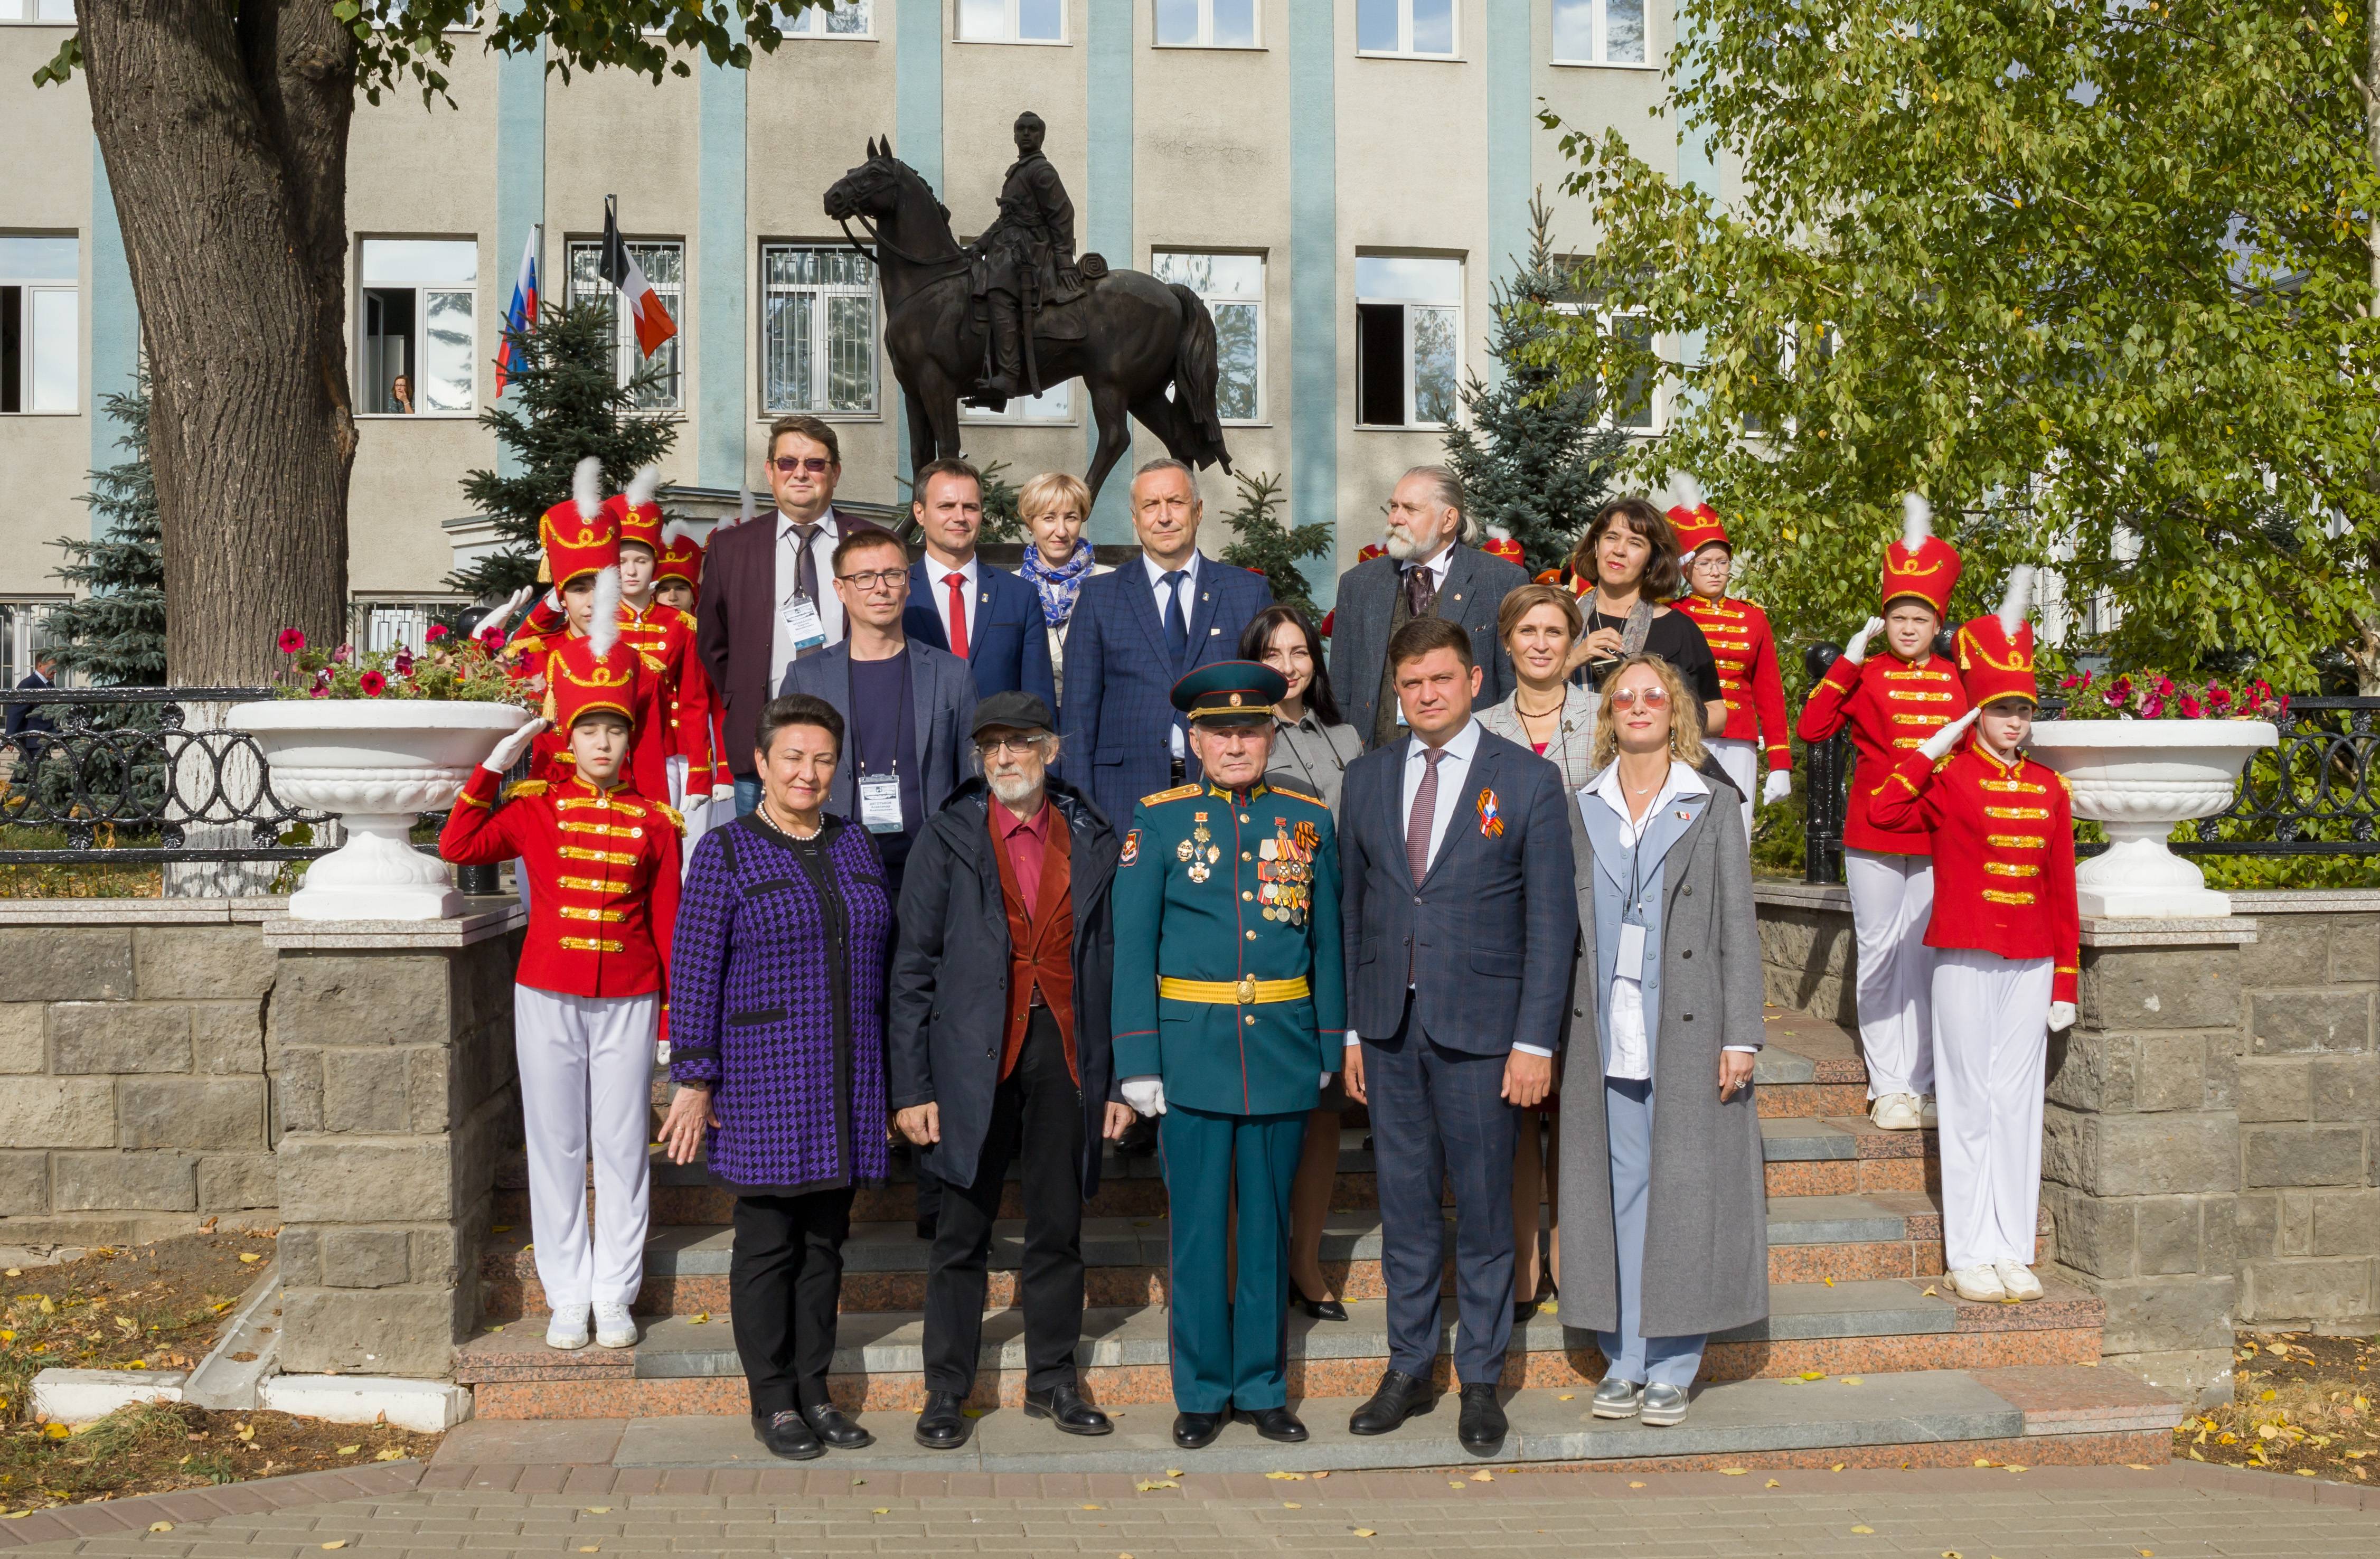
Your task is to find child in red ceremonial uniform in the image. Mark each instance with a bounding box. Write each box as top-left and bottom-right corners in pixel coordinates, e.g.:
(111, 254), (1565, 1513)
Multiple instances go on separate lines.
(1868, 569), (2075, 1303)
(449, 614), (684, 1353)
(1668, 490), (1793, 844)
(1796, 495), (1970, 1131)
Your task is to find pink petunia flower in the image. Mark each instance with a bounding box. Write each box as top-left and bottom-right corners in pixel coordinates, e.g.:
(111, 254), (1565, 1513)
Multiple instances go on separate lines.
(331, 644), (353, 665)
(425, 624), (450, 642)
(2178, 695), (2203, 718)
(2141, 694), (2165, 718)
(277, 628), (307, 654)
(358, 670), (387, 697)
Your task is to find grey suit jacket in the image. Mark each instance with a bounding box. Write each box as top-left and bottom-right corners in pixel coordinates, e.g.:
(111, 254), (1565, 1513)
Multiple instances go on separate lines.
(1476, 682), (1600, 794)
(777, 640), (979, 823)
(1330, 544), (1534, 742)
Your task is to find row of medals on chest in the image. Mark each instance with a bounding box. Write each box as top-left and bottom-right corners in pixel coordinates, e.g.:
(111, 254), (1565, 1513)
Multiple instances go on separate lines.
(1179, 811), (1315, 925)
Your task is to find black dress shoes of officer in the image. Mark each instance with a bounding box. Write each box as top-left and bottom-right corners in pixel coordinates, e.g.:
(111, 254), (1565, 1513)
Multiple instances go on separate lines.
(913, 1389), (972, 1450)
(1347, 1369), (1435, 1435)
(1023, 1383), (1113, 1435)
(1172, 1410), (1226, 1449)
(751, 1408), (824, 1460)
(801, 1402), (873, 1449)
(1457, 1383), (1508, 1451)
(1239, 1406), (1309, 1443)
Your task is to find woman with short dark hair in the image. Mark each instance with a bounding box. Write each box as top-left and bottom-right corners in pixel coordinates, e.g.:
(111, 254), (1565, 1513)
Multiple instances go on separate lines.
(1545, 498), (1726, 734)
(661, 693), (895, 1462)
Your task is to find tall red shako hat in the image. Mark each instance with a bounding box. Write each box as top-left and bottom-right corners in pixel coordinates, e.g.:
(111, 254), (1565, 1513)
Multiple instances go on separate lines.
(1480, 525), (1525, 567)
(1882, 493), (1962, 616)
(539, 457), (620, 589)
(603, 465), (664, 557)
(656, 520), (704, 590)
(1664, 475), (1729, 560)
(547, 568), (647, 730)
(1954, 566), (2039, 707)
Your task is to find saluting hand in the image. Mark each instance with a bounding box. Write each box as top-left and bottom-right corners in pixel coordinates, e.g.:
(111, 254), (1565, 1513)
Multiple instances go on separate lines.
(1918, 706), (1981, 763)
(481, 717), (549, 776)
(659, 1083), (718, 1165)
(1842, 616), (1886, 666)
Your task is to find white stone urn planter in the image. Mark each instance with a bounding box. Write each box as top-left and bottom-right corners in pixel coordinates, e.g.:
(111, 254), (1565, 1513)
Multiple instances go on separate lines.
(2027, 718), (2279, 918)
(229, 699), (532, 921)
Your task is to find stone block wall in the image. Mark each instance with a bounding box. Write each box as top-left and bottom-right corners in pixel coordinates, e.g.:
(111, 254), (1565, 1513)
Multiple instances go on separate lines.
(0, 905), (284, 1250)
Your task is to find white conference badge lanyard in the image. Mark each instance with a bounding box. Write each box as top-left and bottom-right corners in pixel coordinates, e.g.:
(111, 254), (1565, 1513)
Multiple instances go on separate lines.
(847, 664), (906, 834)
(780, 531), (827, 656)
(1614, 796), (1651, 982)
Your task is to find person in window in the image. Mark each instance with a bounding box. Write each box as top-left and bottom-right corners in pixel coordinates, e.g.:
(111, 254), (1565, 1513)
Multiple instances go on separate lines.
(390, 374), (415, 414)
(1014, 471), (1111, 711)
(658, 693), (896, 1462)
(1539, 497), (1727, 735)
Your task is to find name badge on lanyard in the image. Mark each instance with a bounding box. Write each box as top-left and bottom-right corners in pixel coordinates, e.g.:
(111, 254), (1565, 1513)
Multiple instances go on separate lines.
(1615, 921), (1647, 981)
(781, 593), (827, 654)
(858, 768), (904, 833)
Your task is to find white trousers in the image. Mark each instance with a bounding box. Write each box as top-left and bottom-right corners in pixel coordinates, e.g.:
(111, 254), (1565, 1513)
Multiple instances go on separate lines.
(1708, 736), (1759, 850)
(1845, 849), (1936, 1099)
(514, 984), (657, 1310)
(1930, 948), (2051, 1271)
(665, 755), (716, 873)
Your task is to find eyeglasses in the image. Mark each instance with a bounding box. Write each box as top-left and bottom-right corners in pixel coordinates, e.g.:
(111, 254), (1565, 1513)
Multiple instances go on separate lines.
(771, 455), (834, 475)
(976, 736), (1050, 759)
(836, 568), (907, 590)
(1609, 686), (1670, 709)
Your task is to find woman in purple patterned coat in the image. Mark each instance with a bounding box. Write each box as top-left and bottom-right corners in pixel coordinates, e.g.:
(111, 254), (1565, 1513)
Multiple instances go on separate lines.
(660, 693), (894, 1463)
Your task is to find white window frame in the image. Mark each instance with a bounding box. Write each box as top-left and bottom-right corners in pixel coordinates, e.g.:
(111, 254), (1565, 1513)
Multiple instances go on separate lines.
(1548, 0), (1652, 69)
(0, 1), (76, 21)
(775, 0), (873, 36)
(961, 378), (1078, 425)
(758, 242), (880, 419)
(1, 234), (81, 417)
(0, 599), (67, 691)
(1151, 250), (1265, 425)
(1152, 0), (1261, 50)
(351, 596), (470, 658)
(566, 237), (686, 414)
(355, 238), (479, 419)
(1587, 307), (1664, 435)
(1354, 256), (1464, 431)
(955, 0), (1067, 45)
(1356, 0), (1459, 60)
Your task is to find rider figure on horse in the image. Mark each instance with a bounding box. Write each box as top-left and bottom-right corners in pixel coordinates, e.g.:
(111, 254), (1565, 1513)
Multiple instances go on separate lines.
(975, 111), (1083, 402)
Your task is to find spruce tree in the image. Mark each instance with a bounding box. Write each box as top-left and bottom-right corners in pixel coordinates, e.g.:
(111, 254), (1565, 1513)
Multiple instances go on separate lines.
(1444, 195), (1628, 578)
(46, 381), (167, 687)
(1218, 471), (1333, 616)
(448, 298), (681, 599)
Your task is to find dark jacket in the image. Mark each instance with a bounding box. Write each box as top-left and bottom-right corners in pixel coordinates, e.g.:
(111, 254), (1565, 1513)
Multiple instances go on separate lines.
(776, 638), (979, 823)
(886, 778), (1122, 1197)
(5, 671), (56, 740)
(901, 558), (1059, 710)
(1330, 544), (1532, 741)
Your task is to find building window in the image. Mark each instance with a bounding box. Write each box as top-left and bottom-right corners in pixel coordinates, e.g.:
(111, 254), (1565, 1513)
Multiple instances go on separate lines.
(957, 0), (1064, 43)
(1356, 0), (1456, 58)
(761, 245), (878, 416)
(776, 0), (871, 33)
(358, 239), (476, 416)
(0, 1), (76, 20)
(568, 238), (684, 411)
(1354, 256), (1461, 429)
(963, 380), (1076, 424)
(1550, 0), (1646, 66)
(0, 600), (63, 692)
(351, 598), (468, 657)
(1, 234), (79, 416)
(1154, 0), (1257, 48)
(1151, 251), (1263, 424)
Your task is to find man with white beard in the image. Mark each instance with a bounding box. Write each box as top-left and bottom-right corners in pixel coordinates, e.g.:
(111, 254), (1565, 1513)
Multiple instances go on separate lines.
(1329, 466), (1533, 748)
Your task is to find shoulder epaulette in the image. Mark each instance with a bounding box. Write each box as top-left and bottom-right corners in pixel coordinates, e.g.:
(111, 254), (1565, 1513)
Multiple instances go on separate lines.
(1141, 783), (1203, 806)
(669, 606), (699, 629)
(1266, 782), (1326, 807)
(503, 780), (549, 800)
(654, 801), (686, 835)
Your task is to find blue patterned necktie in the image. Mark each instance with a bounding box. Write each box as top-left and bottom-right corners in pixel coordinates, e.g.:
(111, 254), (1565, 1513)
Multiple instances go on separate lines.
(1162, 570), (1190, 662)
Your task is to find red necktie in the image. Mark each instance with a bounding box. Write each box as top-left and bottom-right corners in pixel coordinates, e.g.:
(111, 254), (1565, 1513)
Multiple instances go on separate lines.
(944, 572), (971, 660)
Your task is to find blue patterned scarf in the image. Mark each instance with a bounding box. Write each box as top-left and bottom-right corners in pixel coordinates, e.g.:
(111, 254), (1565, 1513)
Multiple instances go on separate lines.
(1018, 538), (1098, 628)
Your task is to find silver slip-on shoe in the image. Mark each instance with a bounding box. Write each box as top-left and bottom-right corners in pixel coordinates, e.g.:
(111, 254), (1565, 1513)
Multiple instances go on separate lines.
(1639, 1383), (1690, 1427)
(1591, 1377), (1644, 1420)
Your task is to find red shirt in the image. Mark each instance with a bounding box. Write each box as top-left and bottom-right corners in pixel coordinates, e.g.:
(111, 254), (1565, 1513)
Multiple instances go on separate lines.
(1795, 651), (1969, 855)
(1868, 742), (2079, 1004)
(990, 799), (1077, 1082)
(438, 767), (682, 1000)
(1673, 594), (1791, 769)
(994, 799), (1053, 909)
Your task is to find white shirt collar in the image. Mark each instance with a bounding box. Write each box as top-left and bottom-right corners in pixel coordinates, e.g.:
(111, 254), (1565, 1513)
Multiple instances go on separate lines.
(1142, 550), (1201, 588)
(1401, 539), (1459, 583)
(777, 506), (840, 541)
(929, 552), (979, 587)
(1588, 756), (1710, 822)
(1407, 715), (1483, 766)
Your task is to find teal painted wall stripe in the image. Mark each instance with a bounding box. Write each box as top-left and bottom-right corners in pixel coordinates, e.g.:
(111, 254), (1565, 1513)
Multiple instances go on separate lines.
(493, 21), (545, 480)
(1287, 0), (1337, 608)
(1482, 0), (1532, 390)
(696, 58), (748, 491)
(87, 136), (139, 524)
(1671, 2), (1717, 383)
(1083, 0), (1134, 545)
(892, 0), (946, 499)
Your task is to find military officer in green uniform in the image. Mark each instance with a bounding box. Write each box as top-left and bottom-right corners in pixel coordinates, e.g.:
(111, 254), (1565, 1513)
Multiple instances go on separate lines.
(1113, 661), (1346, 1451)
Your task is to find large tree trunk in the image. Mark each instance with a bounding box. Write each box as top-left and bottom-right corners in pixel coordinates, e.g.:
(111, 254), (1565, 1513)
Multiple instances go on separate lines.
(79, 1), (356, 688)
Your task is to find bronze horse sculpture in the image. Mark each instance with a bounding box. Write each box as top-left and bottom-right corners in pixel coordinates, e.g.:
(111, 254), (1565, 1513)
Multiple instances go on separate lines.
(823, 137), (1231, 513)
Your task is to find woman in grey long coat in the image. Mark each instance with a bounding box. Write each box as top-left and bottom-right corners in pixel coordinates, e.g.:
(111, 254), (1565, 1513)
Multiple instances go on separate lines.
(1556, 652), (1767, 1428)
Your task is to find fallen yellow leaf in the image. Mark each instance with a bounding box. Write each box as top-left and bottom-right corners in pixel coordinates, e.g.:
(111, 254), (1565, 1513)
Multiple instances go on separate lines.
(149, 1523), (174, 1533)
(336, 1445), (361, 1455)
(2125, 1463), (2152, 1471)
(0, 1512), (24, 1520)
(1841, 1376), (1864, 1385)
(1629, 1480), (1645, 1488)
(1352, 1532), (1377, 1540)
(1080, 1504), (1102, 1510)
(1921, 1286), (1938, 1297)
(1309, 1470), (1328, 1479)
(690, 1312), (709, 1324)
(1265, 1470), (1306, 1480)
(1167, 1469), (1185, 1477)
(1283, 1501), (1301, 1508)
(584, 1507), (610, 1514)
(578, 1548), (599, 1554)
(2298, 1469), (2317, 1477)
(1974, 1458), (1998, 1468)
(1765, 1478), (1781, 1488)
(41, 1423), (68, 1440)
(1134, 1480), (1178, 1491)
(1851, 1526), (1874, 1535)
(376, 1448), (407, 1461)
(1830, 1463), (1846, 1472)
(1447, 1479), (1466, 1488)
(1823, 1277), (1835, 1287)
(871, 1508), (889, 1515)
(2006, 1464), (2027, 1473)
(1557, 1393), (1575, 1401)
(1799, 1371), (1826, 1381)
(1719, 1468), (1747, 1476)
(3, 1269), (17, 1277)
(322, 1545), (348, 1552)
(1470, 1469), (1493, 1481)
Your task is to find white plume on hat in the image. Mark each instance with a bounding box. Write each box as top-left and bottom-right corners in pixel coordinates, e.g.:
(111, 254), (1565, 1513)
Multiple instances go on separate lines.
(737, 486), (757, 525)
(1487, 524), (1513, 541)
(590, 563), (623, 659)
(1672, 472), (1706, 511)
(661, 518), (691, 550)
(572, 456), (603, 522)
(1901, 491), (1933, 551)
(1998, 565), (2036, 636)
(626, 464), (661, 511)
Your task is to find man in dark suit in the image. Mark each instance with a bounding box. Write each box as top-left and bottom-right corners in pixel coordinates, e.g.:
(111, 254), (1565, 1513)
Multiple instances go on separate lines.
(698, 414), (888, 816)
(1338, 615), (1578, 1453)
(1057, 458), (1273, 833)
(1331, 466), (1531, 748)
(899, 458), (1058, 709)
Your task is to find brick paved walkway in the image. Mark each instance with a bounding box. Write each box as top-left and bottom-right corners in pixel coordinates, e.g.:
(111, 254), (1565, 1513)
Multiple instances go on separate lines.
(4, 1461), (2376, 1557)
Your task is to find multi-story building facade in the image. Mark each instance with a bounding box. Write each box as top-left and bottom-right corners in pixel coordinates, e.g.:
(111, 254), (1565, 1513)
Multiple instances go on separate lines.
(0, 0), (1708, 661)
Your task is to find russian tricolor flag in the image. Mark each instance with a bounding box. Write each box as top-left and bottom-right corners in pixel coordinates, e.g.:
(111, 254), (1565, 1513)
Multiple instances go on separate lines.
(600, 196), (679, 360)
(495, 226), (538, 396)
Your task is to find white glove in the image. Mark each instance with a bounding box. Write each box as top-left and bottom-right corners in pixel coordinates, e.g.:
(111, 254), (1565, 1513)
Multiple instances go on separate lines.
(2047, 1001), (2076, 1033)
(1121, 1077), (1167, 1117)
(711, 782), (739, 803)
(1842, 616), (1885, 665)
(482, 717), (549, 775)
(1320, 1072), (1334, 1091)
(489, 585), (535, 636)
(544, 586), (563, 614)
(1918, 707), (1981, 763)
(1761, 770), (1793, 806)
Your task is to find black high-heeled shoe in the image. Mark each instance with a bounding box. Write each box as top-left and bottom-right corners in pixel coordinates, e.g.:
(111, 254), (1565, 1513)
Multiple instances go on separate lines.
(1292, 1283), (1348, 1322)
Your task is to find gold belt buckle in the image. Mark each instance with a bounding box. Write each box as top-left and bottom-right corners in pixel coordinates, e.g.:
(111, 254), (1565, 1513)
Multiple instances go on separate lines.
(1236, 976), (1256, 1004)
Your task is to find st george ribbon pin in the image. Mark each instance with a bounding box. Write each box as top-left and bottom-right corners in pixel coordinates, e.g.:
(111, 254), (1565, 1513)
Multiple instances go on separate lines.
(1476, 787), (1503, 838)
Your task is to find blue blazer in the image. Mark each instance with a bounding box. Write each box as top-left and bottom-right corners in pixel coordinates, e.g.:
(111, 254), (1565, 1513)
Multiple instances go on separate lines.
(1338, 725), (1578, 1056)
(1057, 556), (1273, 832)
(777, 639), (980, 824)
(902, 560), (1058, 711)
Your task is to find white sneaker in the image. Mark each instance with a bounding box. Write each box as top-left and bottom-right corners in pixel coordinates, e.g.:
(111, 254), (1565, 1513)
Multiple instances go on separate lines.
(1870, 1093), (1925, 1131)
(545, 1305), (591, 1350)
(593, 1301), (638, 1348)
(1994, 1261), (2045, 1301)
(1918, 1095), (1940, 1128)
(1947, 1265), (2008, 1303)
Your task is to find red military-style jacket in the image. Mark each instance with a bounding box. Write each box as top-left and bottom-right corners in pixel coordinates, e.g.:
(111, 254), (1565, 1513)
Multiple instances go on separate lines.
(1868, 741), (2079, 1004)
(502, 621), (675, 801)
(439, 767), (682, 1000)
(1795, 651), (1969, 854)
(517, 596), (722, 792)
(1673, 594), (1791, 769)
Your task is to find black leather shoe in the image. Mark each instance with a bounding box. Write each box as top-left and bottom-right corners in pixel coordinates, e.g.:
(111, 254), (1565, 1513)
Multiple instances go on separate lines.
(914, 1216), (936, 1241)
(1513, 1295), (1540, 1325)
(1457, 1383), (1508, 1451)
(802, 1402), (873, 1450)
(1118, 1115), (1160, 1158)
(1292, 1284), (1348, 1322)
(1347, 1369), (1434, 1436)
(1172, 1410), (1225, 1449)
(914, 1389), (972, 1450)
(1239, 1405), (1308, 1443)
(751, 1408), (824, 1460)
(1024, 1383), (1113, 1436)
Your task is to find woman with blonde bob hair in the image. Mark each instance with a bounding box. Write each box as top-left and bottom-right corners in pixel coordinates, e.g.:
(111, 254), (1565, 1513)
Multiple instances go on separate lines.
(1014, 471), (1111, 708)
(1557, 652), (1767, 1430)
